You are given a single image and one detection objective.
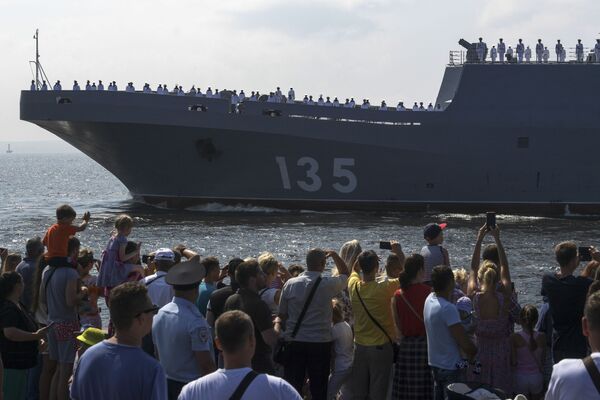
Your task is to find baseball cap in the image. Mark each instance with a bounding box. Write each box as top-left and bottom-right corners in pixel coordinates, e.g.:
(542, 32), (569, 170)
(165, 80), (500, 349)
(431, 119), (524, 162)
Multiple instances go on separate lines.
(456, 296), (473, 313)
(154, 248), (176, 262)
(423, 223), (448, 240)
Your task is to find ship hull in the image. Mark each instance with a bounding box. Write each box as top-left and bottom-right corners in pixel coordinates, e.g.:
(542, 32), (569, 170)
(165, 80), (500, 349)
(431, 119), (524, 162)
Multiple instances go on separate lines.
(20, 63), (600, 215)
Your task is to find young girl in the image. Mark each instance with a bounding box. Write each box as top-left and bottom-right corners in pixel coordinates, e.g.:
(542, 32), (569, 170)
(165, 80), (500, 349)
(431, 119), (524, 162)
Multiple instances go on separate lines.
(77, 249), (102, 329)
(328, 299), (353, 400)
(511, 305), (546, 400)
(97, 215), (143, 297)
(123, 241), (144, 282)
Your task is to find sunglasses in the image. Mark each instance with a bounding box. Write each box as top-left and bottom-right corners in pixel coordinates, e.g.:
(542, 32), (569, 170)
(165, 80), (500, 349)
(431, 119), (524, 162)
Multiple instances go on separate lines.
(134, 305), (159, 318)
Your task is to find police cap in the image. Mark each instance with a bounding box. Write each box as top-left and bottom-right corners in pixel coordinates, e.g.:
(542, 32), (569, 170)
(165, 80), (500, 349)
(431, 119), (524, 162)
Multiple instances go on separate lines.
(166, 260), (206, 286)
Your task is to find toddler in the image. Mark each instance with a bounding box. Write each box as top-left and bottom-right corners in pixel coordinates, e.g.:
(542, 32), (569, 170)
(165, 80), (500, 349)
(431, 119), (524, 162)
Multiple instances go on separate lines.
(511, 305), (545, 400)
(97, 214), (143, 293)
(327, 299), (353, 400)
(456, 296), (481, 375)
(77, 249), (102, 329)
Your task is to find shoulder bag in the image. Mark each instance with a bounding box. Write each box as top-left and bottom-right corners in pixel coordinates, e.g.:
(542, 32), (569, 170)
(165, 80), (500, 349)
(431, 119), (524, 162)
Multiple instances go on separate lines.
(354, 283), (399, 363)
(398, 290), (424, 323)
(274, 276), (322, 364)
(229, 370), (260, 400)
(583, 355), (600, 395)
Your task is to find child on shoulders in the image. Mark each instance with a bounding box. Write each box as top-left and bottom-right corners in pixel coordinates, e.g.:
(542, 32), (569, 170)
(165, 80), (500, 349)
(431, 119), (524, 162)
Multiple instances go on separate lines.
(43, 204), (90, 267)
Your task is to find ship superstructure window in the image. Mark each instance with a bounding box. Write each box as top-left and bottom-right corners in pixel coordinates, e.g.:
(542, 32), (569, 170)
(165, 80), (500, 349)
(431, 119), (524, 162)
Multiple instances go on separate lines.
(517, 137), (529, 148)
(56, 97), (72, 104)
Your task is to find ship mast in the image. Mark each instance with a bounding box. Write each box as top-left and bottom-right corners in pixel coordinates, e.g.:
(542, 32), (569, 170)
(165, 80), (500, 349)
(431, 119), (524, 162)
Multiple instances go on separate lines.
(34, 29), (39, 89)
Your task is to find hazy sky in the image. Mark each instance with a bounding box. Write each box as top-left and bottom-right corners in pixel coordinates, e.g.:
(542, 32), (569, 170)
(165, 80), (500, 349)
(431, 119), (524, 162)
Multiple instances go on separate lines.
(1, 0), (598, 142)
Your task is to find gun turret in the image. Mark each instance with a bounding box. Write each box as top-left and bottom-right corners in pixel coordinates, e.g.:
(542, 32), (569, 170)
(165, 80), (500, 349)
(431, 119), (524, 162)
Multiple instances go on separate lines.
(458, 39), (479, 63)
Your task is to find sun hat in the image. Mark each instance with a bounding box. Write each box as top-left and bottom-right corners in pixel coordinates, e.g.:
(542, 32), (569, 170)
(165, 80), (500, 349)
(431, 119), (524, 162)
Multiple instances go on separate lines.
(76, 327), (107, 347)
(456, 296), (473, 313)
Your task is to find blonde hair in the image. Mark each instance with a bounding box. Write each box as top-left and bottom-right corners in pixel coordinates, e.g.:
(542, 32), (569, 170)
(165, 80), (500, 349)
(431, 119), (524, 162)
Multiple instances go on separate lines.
(453, 268), (469, 289)
(335, 240), (362, 276)
(258, 252), (279, 276)
(332, 298), (344, 323)
(477, 260), (498, 291)
(114, 214), (134, 231)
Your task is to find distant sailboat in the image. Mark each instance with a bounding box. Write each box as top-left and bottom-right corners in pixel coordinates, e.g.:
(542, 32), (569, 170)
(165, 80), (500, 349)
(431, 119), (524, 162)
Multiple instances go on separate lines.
(6, 144), (13, 154)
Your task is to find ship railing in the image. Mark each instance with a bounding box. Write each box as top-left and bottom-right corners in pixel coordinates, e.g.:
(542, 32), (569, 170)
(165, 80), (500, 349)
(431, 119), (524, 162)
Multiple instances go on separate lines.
(449, 47), (597, 65)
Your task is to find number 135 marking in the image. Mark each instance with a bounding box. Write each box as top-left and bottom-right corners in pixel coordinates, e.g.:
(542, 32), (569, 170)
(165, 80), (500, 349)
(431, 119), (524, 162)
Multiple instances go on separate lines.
(275, 156), (357, 193)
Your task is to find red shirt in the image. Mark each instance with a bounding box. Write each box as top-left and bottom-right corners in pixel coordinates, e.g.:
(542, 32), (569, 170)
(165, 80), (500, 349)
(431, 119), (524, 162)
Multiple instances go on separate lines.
(43, 223), (78, 259)
(394, 283), (431, 337)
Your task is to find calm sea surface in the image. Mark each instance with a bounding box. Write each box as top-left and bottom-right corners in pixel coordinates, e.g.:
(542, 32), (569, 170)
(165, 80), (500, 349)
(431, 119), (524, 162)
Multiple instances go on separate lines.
(1, 152), (599, 316)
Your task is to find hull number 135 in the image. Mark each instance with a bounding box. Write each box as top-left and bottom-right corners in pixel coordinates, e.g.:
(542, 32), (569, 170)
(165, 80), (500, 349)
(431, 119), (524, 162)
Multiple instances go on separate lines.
(275, 156), (357, 193)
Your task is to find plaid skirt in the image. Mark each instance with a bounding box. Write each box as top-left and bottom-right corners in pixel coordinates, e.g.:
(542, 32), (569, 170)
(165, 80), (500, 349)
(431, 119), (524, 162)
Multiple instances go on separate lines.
(392, 336), (433, 400)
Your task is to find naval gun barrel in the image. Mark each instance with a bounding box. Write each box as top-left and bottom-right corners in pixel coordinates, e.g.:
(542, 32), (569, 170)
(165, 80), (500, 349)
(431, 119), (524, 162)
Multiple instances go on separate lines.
(458, 39), (479, 63)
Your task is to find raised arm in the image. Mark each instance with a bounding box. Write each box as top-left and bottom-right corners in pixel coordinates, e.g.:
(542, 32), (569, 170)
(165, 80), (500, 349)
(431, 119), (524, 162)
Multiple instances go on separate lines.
(76, 211), (91, 232)
(490, 226), (511, 290)
(468, 225), (488, 295)
(327, 251), (349, 276)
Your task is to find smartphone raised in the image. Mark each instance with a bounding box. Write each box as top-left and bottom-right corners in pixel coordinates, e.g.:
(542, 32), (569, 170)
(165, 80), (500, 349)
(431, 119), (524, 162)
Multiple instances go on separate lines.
(579, 246), (592, 262)
(486, 212), (496, 229)
(379, 241), (392, 250)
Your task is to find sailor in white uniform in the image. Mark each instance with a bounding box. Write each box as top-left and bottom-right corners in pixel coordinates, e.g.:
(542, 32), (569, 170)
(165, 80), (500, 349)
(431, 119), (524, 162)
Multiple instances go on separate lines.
(41, 81), (48, 91)
(595, 39), (600, 63)
(333, 97), (340, 107)
(379, 101), (387, 111)
(303, 95), (309, 104)
(53, 80), (61, 91)
(157, 84), (163, 94)
(143, 84), (151, 93)
(97, 80), (104, 91)
(435, 104), (442, 111)
(543, 47), (550, 63)
(560, 47), (566, 63)
(396, 101), (405, 111)
(85, 80), (92, 90)
(196, 87), (204, 97)
(360, 100), (369, 109)
(73, 80), (80, 91)
(267, 92), (275, 102)
(91, 82), (97, 91)
(288, 88), (295, 102)
(419, 102), (425, 111)
(555, 40), (564, 62)
(525, 46), (532, 63)
(308, 95), (314, 105)
(206, 87), (213, 97)
(317, 95), (324, 106)
(30, 80), (36, 91)
(576, 39), (584, 62)
(126, 82), (135, 92)
(476, 38), (487, 62)
(427, 103), (434, 111)
(324, 96), (332, 106)
(177, 86), (185, 96)
(344, 99), (350, 108)
(188, 86), (197, 95)
(108, 82), (113, 91)
(412, 102), (419, 111)
(536, 39), (544, 63)
(238, 90), (245, 102)
(349, 98), (355, 107)
(506, 46), (514, 61)
(275, 87), (282, 101)
(231, 90), (239, 105)
(214, 89), (221, 98)
(490, 46), (497, 63)
(112, 81), (118, 91)
(498, 38), (506, 62)
(516, 39), (525, 63)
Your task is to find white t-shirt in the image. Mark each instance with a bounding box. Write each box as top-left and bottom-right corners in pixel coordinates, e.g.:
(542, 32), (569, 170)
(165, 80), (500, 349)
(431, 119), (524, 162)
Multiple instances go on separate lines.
(424, 292), (461, 370)
(546, 353), (600, 400)
(179, 368), (301, 400)
(331, 321), (354, 371)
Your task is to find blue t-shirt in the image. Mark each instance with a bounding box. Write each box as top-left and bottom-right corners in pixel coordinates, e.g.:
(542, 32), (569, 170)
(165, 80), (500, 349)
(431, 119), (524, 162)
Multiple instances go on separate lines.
(423, 292), (461, 370)
(70, 341), (167, 400)
(196, 281), (216, 316)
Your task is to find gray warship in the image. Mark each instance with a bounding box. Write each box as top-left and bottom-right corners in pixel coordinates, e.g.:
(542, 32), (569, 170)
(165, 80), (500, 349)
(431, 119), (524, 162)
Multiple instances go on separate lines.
(19, 38), (600, 215)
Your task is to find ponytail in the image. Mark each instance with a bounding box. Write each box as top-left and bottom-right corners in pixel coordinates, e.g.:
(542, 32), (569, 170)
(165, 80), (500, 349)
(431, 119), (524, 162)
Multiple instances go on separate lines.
(399, 254), (424, 289)
(520, 304), (539, 352)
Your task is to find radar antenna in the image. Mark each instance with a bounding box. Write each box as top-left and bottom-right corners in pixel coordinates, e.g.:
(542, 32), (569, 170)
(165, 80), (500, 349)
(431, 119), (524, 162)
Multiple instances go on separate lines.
(29, 29), (51, 89)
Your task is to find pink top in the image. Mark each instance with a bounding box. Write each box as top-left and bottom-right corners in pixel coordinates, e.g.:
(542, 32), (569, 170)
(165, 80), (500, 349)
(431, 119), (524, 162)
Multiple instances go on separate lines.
(515, 330), (542, 374)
